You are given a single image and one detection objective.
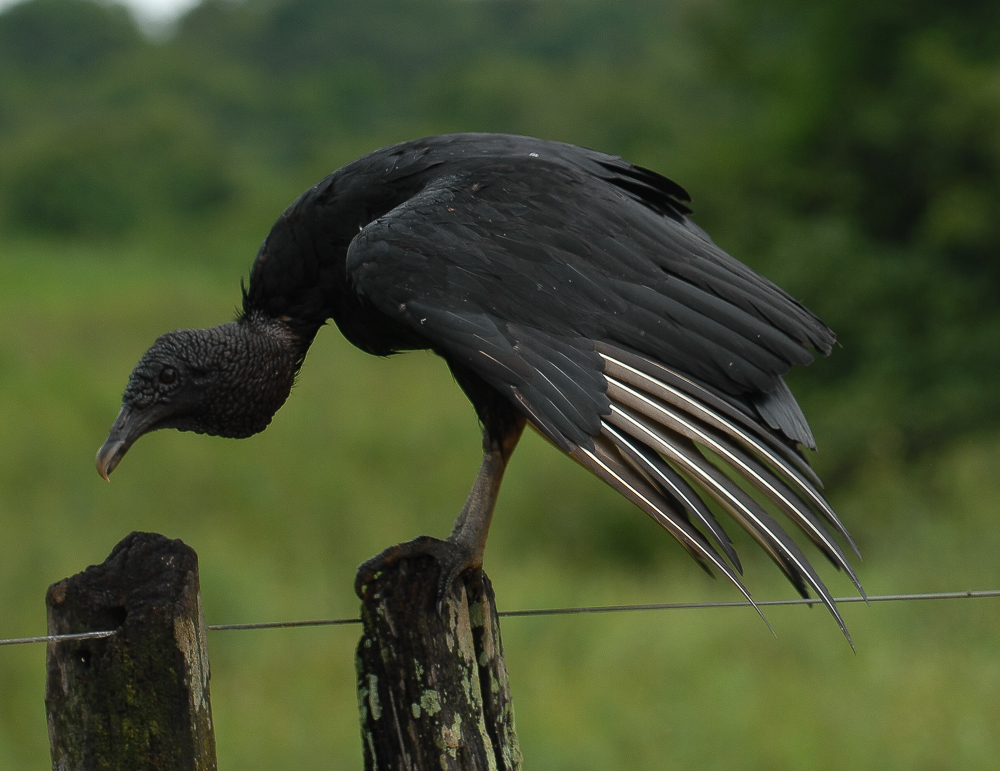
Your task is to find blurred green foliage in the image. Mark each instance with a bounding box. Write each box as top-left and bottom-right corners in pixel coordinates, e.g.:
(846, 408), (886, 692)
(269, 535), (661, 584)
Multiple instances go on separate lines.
(1, 0), (999, 768)
(1, 242), (998, 770)
(2, 0), (999, 471)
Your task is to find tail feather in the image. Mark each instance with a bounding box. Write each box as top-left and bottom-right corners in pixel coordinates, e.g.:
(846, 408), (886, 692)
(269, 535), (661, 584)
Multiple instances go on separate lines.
(752, 378), (816, 450)
(588, 342), (858, 644)
(597, 342), (824, 486)
(609, 425), (742, 572)
(599, 347), (858, 556)
(606, 376), (863, 596)
(571, 435), (774, 633)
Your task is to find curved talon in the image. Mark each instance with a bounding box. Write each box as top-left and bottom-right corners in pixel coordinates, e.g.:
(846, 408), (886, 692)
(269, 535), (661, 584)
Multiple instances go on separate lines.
(435, 557), (482, 614)
(355, 535), (481, 615)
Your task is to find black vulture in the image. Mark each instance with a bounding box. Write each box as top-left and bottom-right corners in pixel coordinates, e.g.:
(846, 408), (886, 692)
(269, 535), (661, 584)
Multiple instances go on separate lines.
(97, 133), (861, 638)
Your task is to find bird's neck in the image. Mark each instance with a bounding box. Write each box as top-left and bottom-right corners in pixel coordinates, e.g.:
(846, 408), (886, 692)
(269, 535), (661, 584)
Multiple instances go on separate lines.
(206, 313), (307, 438)
(242, 310), (315, 371)
(241, 167), (430, 356)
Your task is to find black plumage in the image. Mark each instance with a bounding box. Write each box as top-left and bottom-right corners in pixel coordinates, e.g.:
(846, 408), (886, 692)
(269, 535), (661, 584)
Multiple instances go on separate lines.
(97, 133), (860, 639)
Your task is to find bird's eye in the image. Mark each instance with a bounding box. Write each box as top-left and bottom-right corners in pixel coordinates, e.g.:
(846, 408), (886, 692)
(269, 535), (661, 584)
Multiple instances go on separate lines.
(159, 367), (177, 384)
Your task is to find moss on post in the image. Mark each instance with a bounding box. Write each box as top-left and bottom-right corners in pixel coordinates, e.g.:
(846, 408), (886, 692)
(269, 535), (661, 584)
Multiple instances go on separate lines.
(356, 548), (521, 771)
(45, 531), (217, 771)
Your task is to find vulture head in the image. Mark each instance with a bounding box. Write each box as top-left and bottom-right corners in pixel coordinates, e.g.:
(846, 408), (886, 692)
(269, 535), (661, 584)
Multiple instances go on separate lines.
(96, 317), (298, 480)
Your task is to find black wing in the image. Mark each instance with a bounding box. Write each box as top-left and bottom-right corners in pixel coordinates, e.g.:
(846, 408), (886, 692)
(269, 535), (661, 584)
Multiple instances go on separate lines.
(346, 154), (859, 639)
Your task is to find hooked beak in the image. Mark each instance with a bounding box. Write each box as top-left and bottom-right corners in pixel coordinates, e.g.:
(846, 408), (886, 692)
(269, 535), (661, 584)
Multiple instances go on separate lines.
(95, 405), (166, 481)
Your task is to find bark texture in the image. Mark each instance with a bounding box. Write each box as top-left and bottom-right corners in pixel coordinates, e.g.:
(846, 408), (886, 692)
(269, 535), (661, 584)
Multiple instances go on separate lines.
(45, 531), (217, 771)
(356, 547), (521, 771)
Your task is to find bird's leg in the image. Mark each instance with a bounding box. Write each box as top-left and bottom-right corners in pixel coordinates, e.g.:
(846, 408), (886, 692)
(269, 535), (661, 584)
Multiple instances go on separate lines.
(355, 415), (525, 609)
(439, 415), (526, 598)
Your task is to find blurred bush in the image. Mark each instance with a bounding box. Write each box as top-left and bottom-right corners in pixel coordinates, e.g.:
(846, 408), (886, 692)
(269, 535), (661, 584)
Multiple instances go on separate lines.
(6, 116), (235, 235)
(1, 0), (999, 486)
(0, 0), (141, 76)
(681, 0), (1000, 472)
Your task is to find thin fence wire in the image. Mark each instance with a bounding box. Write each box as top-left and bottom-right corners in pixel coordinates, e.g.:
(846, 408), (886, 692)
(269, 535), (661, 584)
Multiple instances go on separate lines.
(2, 589), (998, 647)
(0, 630), (118, 647)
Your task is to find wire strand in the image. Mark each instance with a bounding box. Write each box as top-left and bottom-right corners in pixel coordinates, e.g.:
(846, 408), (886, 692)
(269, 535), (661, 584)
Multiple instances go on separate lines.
(209, 617), (362, 632)
(496, 589), (1000, 617)
(0, 630), (117, 647)
(3, 589), (998, 647)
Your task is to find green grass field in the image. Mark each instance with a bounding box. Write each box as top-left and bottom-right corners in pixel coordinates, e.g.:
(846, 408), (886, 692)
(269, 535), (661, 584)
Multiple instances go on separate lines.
(1, 241), (998, 770)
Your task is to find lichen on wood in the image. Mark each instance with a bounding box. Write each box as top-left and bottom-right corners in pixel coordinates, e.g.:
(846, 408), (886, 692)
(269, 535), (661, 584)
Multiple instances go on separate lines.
(356, 547), (521, 771)
(45, 531), (217, 771)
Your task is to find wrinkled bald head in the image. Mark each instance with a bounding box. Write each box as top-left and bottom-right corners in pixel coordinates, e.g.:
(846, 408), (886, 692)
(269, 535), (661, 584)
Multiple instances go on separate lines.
(96, 319), (299, 479)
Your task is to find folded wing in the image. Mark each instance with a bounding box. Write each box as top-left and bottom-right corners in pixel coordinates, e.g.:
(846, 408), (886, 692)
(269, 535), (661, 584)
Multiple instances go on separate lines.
(345, 154), (859, 640)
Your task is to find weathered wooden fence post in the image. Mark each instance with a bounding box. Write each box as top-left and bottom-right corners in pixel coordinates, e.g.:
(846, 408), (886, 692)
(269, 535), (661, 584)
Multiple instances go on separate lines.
(45, 531), (217, 771)
(356, 542), (521, 771)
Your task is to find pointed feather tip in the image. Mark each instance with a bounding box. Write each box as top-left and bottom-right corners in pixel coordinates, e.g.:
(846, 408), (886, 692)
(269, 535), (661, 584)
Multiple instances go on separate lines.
(820, 587), (857, 650)
(801, 582), (856, 650)
(844, 531), (863, 560)
(840, 617), (856, 653)
(697, 546), (779, 638)
(748, 592), (777, 638)
(805, 592), (856, 651)
(705, 560), (776, 638)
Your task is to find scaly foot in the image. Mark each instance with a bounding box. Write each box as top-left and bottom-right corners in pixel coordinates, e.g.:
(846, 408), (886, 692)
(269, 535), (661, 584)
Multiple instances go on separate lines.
(355, 535), (482, 612)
